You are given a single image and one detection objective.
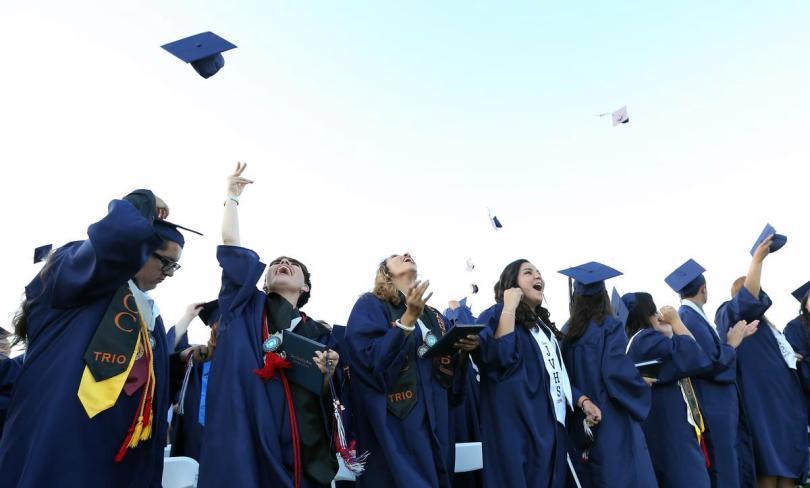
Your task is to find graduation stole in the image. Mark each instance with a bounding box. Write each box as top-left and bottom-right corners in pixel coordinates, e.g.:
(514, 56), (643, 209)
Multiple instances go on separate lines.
(76, 283), (156, 462)
(678, 377), (710, 468)
(383, 299), (453, 420)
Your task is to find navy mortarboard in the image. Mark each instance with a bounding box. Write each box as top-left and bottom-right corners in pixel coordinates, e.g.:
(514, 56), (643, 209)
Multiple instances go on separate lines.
(558, 261), (622, 297)
(198, 300), (220, 326)
(750, 223), (787, 256)
(791, 280), (810, 303)
(611, 287), (630, 326)
(162, 31), (237, 79)
(33, 244), (52, 264)
(665, 259), (706, 297)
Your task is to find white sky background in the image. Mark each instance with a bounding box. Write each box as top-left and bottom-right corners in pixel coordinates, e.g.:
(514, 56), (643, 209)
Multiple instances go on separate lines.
(1, 1), (809, 345)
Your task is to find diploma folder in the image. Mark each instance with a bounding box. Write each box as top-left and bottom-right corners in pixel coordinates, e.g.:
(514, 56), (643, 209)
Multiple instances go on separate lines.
(423, 324), (485, 358)
(635, 359), (663, 379)
(280, 330), (327, 395)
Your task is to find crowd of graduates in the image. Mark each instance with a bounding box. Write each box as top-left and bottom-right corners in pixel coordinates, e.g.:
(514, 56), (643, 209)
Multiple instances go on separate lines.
(0, 163), (809, 488)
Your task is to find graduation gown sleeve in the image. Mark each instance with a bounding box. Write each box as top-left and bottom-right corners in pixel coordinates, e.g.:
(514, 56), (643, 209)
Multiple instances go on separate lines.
(679, 306), (737, 384)
(602, 318), (651, 422)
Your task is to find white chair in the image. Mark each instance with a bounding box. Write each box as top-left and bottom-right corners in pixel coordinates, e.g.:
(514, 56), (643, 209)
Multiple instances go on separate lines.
(162, 456), (198, 488)
(454, 442), (483, 473)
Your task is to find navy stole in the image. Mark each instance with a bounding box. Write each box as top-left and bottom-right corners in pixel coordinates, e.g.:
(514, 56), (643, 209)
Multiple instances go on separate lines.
(383, 299), (453, 420)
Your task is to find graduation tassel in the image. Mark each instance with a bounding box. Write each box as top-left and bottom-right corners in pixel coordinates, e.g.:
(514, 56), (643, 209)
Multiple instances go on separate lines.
(177, 355), (195, 415)
(327, 358), (368, 476)
(115, 325), (156, 462)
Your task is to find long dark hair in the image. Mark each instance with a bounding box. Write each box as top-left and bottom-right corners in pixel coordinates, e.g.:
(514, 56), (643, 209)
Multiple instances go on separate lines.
(12, 251), (58, 346)
(563, 290), (612, 344)
(800, 295), (810, 347)
(624, 292), (657, 338)
(493, 259), (563, 340)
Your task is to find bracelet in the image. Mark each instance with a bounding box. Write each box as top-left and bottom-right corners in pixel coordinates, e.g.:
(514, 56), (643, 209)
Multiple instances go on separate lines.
(394, 320), (416, 332)
(501, 311), (516, 317)
(224, 195), (239, 206)
(578, 397), (591, 409)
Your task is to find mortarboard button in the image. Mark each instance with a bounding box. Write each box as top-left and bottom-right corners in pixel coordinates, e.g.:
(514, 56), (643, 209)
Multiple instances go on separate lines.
(664, 259), (706, 294)
(558, 261), (622, 296)
(750, 223), (787, 256)
(33, 244), (53, 264)
(161, 31), (237, 79)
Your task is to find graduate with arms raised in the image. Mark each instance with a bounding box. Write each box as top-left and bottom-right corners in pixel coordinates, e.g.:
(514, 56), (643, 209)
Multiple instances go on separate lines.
(0, 189), (210, 487)
(559, 262), (656, 488)
(715, 232), (809, 488)
(783, 280), (810, 433)
(474, 259), (602, 488)
(344, 252), (478, 487)
(198, 163), (340, 488)
(623, 292), (713, 487)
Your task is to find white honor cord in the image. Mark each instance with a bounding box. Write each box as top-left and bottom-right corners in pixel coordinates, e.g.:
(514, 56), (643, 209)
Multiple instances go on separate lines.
(567, 454), (582, 488)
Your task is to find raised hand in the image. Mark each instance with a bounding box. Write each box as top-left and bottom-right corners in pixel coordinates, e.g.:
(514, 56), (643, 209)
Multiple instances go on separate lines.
(503, 287), (524, 313)
(401, 281), (433, 327)
(753, 235), (773, 263)
(227, 161), (254, 197)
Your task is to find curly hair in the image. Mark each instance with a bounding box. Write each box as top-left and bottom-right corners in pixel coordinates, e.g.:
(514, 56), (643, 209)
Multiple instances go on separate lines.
(373, 255), (402, 306)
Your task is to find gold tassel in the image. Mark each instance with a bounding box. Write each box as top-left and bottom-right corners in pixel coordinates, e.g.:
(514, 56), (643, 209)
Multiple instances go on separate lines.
(129, 417), (144, 448)
(141, 411), (154, 441)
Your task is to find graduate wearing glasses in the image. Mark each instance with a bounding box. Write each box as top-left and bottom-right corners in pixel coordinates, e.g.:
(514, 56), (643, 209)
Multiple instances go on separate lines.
(0, 189), (210, 487)
(198, 164), (340, 488)
(344, 253), (478, 487)
(559, 262), (656, 488)
(474, 259), (601, 488)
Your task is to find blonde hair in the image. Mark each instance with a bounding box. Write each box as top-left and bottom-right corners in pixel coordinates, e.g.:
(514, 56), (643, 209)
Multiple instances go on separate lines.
(373, 257), (401, 306)
(731, 276), (746, 298)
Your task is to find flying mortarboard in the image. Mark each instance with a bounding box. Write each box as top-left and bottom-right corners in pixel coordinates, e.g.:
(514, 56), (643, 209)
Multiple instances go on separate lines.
(750, 223), (787, 256)
(792, 281), (810, 303)
(665, 259), (706, 295)
(466, 258), (475, 272)
(488, 210), (503, 230)
(558, 261), (622, 297)
(33, 244), (53, 264)
(612, 106), (629, 126)
(161, 31), (237, 79)
(470, 283), (479, 294)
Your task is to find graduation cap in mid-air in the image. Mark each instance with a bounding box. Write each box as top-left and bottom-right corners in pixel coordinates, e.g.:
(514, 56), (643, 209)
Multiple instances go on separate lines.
(470, 283), (479, 294)
(466, 258), (475, 272)
(750, 223), (787, 256)
(488, 210), (503, 230)
(154, 220), (203, 248)
(162, 31), (237, 79)
(612, 106), (629, 126)
(665, 259), (706, 296)
(559, 261), (622, 297)
(33, 244), (53, 264)
(791, 281), (810, 303)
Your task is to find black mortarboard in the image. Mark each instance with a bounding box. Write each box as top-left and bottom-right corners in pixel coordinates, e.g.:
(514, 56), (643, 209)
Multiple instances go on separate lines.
(161, 31), (237, 79)
(34, 244), (53, 264)
(198, 300), (220, 326)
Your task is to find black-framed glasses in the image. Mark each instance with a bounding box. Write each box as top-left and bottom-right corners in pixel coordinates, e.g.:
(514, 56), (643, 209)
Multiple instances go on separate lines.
(152, 253), (181, 273)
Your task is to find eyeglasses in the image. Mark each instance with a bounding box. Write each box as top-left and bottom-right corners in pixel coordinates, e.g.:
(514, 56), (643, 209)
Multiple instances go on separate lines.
(152, 253), (181, 273)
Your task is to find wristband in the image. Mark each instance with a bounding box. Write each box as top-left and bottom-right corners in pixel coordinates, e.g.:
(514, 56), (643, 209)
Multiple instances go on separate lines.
(394, 320), (416, 332)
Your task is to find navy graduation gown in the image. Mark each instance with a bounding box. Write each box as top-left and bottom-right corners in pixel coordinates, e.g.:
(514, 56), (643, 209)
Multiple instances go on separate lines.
(0, 200), (171, 488)
(198, 245), (337, 488)
(167, 329), (206, 461)
(474, 304), (568, 488)
(677, 304), (743, 487)
(330, 325), (357, 488)
(626, 329), (713, 487)
(444, 305), (482, 488)
(561, 315), (656, 488)
(344, 293), (460, 488)
(715, 288), (809, 481)
(784, 318), (810, 428)
(0, 356), (24, 436)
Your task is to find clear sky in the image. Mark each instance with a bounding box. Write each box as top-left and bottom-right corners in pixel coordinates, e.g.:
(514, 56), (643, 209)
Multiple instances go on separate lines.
(1, 1), (809, 344)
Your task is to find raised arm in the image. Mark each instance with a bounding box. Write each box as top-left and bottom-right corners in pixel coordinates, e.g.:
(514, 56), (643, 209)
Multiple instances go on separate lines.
(744, 234), (772, 297)
(221, 162), (254, 246)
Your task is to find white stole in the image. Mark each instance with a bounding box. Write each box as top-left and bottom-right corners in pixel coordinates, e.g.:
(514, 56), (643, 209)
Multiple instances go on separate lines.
(531, 323), (573, 425)
(680, 299), (720, 340)
(766, 320), (797, 370)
